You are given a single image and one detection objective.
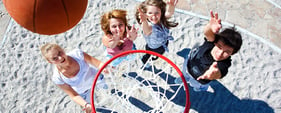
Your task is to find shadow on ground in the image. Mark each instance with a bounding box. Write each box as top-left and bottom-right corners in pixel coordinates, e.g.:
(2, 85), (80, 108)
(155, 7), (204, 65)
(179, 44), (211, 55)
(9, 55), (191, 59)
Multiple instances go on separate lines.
(176, 48), (274, 113)
(96, 48), (273, 113)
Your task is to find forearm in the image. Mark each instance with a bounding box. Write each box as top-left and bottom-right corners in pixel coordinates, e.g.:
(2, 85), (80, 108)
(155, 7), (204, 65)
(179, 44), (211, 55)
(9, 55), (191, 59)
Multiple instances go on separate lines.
(83, 52), (102, 69)
(72, 95), (89, 107)
(89, 57), (102, 68)
(141, 21), (152, 36)
(58, 84), (89, 108)
(204, 23), (216, 42)
(166, 5), (175, 18)
(71, 94), (92, 113)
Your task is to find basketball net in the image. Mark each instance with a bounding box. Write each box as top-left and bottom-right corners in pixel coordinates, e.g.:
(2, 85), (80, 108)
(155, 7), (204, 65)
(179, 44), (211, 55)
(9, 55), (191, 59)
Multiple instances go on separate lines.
(91, 50), (190, 113)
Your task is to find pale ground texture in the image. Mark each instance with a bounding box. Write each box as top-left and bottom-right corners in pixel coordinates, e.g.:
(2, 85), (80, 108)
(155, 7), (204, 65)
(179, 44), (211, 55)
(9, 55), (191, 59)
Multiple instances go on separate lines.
(0, 0), (281, 113)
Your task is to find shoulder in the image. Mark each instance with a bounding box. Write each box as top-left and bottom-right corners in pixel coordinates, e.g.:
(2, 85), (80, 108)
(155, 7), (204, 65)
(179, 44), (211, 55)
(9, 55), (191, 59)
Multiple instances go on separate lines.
(196, 38), (214, 51)
(199, 38), (215, 49)
(204, 37), (214, 44)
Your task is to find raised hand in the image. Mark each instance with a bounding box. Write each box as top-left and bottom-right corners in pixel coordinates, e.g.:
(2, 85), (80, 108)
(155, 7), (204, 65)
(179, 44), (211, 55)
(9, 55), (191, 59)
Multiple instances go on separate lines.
(166, 0), (178, 18)
(138, 7), (152, 35)
(126, 24), (139, 41)
(138, 7), (148, 24)
(103, 31), (121, 49)
(197, 62), (221, 80)
(167, 0), (178, 6)
(209, 10), (222, 33)
(108, 32), (120, 42)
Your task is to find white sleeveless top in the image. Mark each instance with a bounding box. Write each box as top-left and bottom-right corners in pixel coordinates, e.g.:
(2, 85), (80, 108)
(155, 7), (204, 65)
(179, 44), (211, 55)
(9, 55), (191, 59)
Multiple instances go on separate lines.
(52, 49), (98, 94)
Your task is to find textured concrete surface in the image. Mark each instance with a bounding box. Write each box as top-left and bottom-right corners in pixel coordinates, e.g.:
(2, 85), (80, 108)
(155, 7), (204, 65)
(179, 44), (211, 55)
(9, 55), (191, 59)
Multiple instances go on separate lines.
(175, 0), (281, 50)
(1, 0), (280, 49)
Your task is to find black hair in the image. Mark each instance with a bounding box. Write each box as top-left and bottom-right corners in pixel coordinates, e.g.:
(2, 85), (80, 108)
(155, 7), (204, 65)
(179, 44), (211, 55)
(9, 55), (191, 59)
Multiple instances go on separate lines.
(214, 26), (243, 54)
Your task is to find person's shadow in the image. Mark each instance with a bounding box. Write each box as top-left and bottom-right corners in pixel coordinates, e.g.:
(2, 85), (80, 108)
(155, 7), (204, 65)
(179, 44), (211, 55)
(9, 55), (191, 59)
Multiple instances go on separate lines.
(176, 48), (274, 113)
(96, 48), (273, 113)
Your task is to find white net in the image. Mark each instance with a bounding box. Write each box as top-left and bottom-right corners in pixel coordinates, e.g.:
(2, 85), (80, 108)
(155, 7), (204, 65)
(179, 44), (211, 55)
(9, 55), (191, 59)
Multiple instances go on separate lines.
(92, 50), (190, 113)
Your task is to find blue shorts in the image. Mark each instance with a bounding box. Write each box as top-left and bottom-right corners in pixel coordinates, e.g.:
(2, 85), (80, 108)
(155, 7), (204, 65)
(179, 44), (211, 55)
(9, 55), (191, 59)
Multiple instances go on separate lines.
(183, 54), (210, 91)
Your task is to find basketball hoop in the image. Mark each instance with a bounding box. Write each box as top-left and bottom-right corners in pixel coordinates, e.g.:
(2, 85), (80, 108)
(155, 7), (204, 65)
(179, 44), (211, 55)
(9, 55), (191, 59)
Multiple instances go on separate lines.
(91, 50), (190, 113)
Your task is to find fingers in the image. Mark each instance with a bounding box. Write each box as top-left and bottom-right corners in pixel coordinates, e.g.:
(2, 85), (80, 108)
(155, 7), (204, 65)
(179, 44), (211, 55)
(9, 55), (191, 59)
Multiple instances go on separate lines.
(167, 0), (178, 5)
(218, 19), (222, 25)
(197, 62), (219, 81)
(131, 24), (136, 31)
(132, 25), (139, 32)
(127, 25), (135, 33)
(214, 12), (219, 19)
(138, 8), (144, 23)
(126, 26), (129, 33)
(197, 75), (208, 80)
(174, 0), (179, 5)
(138, 7), (144, 15)
(210, 10), (214, 18)
(212, 62), (218, 68)
(210, 10), (219, 20)
(138, 7), (148, 23)
(127, 24), (138, 41)
(209, 10), (222, 32)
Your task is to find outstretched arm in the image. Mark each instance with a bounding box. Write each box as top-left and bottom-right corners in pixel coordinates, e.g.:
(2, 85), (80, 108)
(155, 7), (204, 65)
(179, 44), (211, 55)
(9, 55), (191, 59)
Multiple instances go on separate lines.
(204, 10), (222, 42)
(197, 62), (222, 80)
(166, 0), (178, 18)
(84, 52), (103, 69)
(57, 84), (92, 113)
(138, 8), (152, 36)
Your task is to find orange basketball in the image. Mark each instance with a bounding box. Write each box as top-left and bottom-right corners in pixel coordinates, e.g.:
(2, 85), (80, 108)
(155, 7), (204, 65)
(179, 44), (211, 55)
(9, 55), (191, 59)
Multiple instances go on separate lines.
(3, 0), (88, 35)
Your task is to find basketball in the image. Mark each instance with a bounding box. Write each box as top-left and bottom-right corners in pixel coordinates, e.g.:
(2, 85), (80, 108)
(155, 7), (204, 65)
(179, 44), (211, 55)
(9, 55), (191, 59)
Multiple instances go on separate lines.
(3, 0), (88, 35)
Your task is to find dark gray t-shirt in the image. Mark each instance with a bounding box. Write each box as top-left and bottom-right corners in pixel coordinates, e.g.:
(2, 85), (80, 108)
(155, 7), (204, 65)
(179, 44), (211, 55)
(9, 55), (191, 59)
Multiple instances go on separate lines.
(187, 39), (231, 84)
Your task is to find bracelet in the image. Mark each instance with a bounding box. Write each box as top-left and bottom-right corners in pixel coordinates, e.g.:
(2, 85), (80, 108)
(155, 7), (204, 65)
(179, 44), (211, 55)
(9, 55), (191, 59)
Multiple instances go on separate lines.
(84, 103), (89, 108)
(82, 103), (90, 111)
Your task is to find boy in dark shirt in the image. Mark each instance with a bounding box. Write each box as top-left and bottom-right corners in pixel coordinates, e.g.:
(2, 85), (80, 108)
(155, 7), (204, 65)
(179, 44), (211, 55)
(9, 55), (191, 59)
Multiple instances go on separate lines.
(175, 11), (243, 92)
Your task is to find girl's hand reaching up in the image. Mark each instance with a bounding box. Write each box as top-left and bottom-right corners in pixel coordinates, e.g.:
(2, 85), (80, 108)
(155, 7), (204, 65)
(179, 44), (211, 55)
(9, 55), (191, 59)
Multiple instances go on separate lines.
(138, 8), (148, 24)
(126, 25), (139, 41)
(167, 0), (178, 7)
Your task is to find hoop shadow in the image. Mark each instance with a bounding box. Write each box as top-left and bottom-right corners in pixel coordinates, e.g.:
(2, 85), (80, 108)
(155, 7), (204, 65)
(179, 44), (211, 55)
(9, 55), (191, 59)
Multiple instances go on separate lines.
(96, 88), (153, 113)
(96, 48), (273, 113)
(123, 71), (187, 105)
(96, 71), (182, 113)
(176, 48), (274, 113)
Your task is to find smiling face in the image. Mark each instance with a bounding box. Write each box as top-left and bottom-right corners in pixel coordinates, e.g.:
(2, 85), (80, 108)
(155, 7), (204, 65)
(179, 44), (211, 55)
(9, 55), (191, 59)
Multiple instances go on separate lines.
(45, 47), (68, 65)
(211, 40), (234, 61)
(109, 18), (126, 37)
(146, 5), (161, 24)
